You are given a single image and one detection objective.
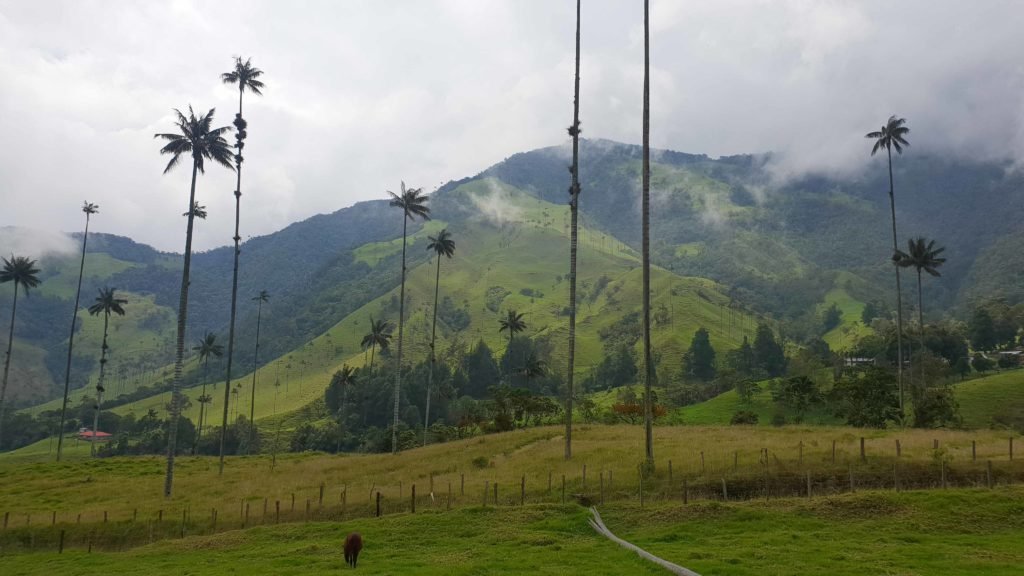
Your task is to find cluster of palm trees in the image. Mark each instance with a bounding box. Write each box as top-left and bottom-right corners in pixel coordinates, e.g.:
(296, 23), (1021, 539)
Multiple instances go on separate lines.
(866, 116), (947, 417)
(153, 57), (265, 496)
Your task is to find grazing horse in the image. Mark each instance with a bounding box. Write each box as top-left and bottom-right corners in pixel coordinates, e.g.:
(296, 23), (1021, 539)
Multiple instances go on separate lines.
(344, 532), (363, 568)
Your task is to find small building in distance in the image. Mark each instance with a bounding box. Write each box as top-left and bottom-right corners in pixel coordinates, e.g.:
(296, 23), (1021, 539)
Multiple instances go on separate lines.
(77, 428), (112, 443)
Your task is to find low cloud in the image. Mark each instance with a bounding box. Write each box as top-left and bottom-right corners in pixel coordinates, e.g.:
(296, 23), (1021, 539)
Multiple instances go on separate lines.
(0, 227), (77, 260)
(467, 180), (524, 227)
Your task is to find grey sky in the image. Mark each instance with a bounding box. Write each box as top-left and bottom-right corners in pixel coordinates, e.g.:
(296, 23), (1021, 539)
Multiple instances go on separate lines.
(1, 0), (1022, 253)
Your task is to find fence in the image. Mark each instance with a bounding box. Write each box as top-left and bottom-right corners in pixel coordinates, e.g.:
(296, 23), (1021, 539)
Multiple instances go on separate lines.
(2, 436), (1021, 555)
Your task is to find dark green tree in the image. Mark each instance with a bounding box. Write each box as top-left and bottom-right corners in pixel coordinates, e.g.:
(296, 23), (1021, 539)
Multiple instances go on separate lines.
(822, 303), (842, 332)
(896, 236), (946, 378)
(866, 115), (911, 416)
(462, 340), (500, 398)
(831, 367), (899, 428)
(424, 228), (455, 446)
(388, 181), (430, 454)
(155, 105), (234, 496)
(683, 327), (716, 382)
(498, 309), (527, 345)
(86, 287), (127, 457)
(57, 201), (98, 461)
(0, 256), (41, 447)
(753, 323), (786, 377)
(968, 308), (997, 351)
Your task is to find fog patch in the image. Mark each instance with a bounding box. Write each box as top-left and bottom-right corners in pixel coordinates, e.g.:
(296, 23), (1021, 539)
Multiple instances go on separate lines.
(468, 180), (524, 226)
(0, 226), (77, 260)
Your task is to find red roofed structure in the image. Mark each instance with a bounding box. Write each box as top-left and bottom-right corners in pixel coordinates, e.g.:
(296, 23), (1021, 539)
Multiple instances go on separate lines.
(77, 428), (112, 442)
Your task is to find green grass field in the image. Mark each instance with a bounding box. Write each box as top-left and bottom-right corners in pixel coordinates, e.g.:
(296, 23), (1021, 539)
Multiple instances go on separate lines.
(956, 369), (1024, 429)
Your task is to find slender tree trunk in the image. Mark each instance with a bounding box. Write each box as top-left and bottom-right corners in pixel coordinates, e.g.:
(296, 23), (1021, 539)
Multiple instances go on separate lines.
(918, 268), (925, 384)
(92, 312), (110, 458)
(565, 0), (581, 462)
(164, 159), (199, 498)
(886, 146), (905, 419)
(219, 88), (246, 475)
(0, 284), (20, 448)
(425, 253), (442, 446)
(370, 344), (375, 371)
(194, 358), (209, 455)
(641, 0), (655, 467)
(393, 216), (409, 454)
(57, 213), (92, 461)
(247, 299), (264, 453)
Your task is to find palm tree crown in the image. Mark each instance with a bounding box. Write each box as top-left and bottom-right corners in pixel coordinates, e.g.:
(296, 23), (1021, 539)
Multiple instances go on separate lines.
(183, 202), (207, 219)
(361, 317), (394, 354)
(193, 332), (224, 365)
(253, 289), (270, 304)
(896, 237), (946, 278)
(154, 106), (235, 175)
(87, 287), (127, 319)
(82, 202), (99, 216)
(866, 116), (910, 156)
(498, 310), (527, 339)
(0, 257), (41, 293)
(221, 57), (265, 97)
(388, 182), (431, 222)
(427, 228), (456, 259)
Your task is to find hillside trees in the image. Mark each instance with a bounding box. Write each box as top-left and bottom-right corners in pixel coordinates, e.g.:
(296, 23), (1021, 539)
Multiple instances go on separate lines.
(866, 115), (911, 416)
(387, 182), (430, 454)
(753, 323), (786, 377)
(682, 327), (716, 381)
(0, 256), (41, 447)
(247, 290), (269, 452)
(192, 332), (223, 450)
(155, 105), (235, 496)
(361, 317), (393, 370)
(57, 201), (99, 461)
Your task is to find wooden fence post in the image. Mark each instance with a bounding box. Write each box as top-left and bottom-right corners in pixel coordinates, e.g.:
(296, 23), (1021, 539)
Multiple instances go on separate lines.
(987, 460), (993, 488)
(158, 509), (163, 524)
(276, 501), (280, 524)
(668, 460), (673, 485)
(3, 511), (7, 529)
(933, 439), (939, 450)
(860, 437), (866, 461)
(700, 451), (705, 474)
(493, 482), (498, 506)
(683, 478), (688, 505)
(263, 498), (268, 522)
(896, 439), (901, 458)
(972, 440), (977, 462)
(244, 503), (249, 527)
(376, 492), (381, 517)
(599, 471), (605, 505)
(180, 508), (186, 538)
(59, 529), (65, 554)
(941, 460), (947, 489)
(103, 511), (107, 523)
(447, 482), (452, 511)
(806, 471), (811, 499)
(305, 499), (310, 522)
(411, 484), (416, 513)
(319, 483), (325, 509)
(548, 470), (552, 492)
(799, 441), (803, 465)
(582, 464), (587, 489)
(832, 440), (836, 464)
(639, 469), (644, 508)
(52, 511), (56, 526)
(483, 481), (489, 507)
(461, 473), (465, 496)
(1011, 437), (1015, 461)
(77, 513), (81, 524)
(721, 478), (728, 501)
(291, 493), (295, 512)
(520, 475), (525, 506)
(561, 475), (566, 504)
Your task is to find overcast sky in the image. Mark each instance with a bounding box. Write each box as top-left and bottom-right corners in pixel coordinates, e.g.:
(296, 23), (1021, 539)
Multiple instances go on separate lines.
(2, 0), (1023, 253)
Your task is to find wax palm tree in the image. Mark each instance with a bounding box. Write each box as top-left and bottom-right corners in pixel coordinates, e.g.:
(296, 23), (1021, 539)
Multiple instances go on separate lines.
(192, 332), (223, 450)
(183, 202), (207, 219)
(155, 105), (234, 497)
(896, 237), (946, 375)
(361, 317), (393, 370)
(517, 353), (547, 381)
(641, 0), (655, 467)
(866, 115), (910, 417)
(387, 182), (430, 454)
(57, 201), (98, 461)
(86, 287), (127, 457)
(0, 256), (41, 447)
(247, 290), (269, 452)
(424, 229), (455, 445)
(565, 0), (583, 461)
(498, 310), (527, 344)
(332, 364), (359, 452)
(219, 56), (265, 475)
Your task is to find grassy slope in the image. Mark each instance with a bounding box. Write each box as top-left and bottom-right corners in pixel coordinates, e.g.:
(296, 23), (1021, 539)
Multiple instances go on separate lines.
(676, 386), (841, 426)
(62, 181), (759, 431)
(956, 369), (1024, 428)
(819, 287), (871, 352)
(6, 489), (1024, 576)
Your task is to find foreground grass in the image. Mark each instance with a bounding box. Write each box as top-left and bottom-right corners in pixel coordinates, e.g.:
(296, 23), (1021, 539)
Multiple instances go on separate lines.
(3, 488), (1023, 575)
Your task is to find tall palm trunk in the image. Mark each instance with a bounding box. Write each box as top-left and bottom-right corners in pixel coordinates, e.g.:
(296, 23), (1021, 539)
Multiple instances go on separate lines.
(641, 0), (655, 467)
(194, 357), (210, 454)
(424, 253), (442, 446)
(0, 283), (20, 447)
(91, 312), (110, 457)
(164, 158), (199, 498)
(247, 297), (264, 453)
(393, 216), (409, 454)
(565, 0), (582, 462)
(917, 268), (925, 382)
(57, 212), (92, 460)
(219, 85), (244, 471)
(886, 146), (905, 417)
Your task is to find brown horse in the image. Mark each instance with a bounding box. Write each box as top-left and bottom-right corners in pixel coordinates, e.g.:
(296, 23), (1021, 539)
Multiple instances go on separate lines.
(344, 532), (363, 568)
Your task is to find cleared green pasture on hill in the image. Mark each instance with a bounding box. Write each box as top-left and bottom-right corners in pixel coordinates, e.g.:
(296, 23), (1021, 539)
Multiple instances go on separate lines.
(675, 386), (842, 426)
(3, 488), (1023, 575)
(956, 369), (1024, 429)
(819, 286), (871, 352)
(35, 181), (760, 428)
(35, 252), (138, 300)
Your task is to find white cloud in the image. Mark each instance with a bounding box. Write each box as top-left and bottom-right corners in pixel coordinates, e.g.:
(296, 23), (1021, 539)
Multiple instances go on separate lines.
(1, 0), (1022, 251)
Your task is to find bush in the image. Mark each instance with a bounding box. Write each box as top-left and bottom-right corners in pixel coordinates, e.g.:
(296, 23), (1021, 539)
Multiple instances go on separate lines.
(771, 413), (787, 427)
(471, 456), (491, 469)
(730, 410), (759, 425)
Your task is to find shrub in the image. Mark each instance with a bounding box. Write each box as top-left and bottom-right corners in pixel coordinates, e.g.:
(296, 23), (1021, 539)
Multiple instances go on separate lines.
(730, 410), (759, 425)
